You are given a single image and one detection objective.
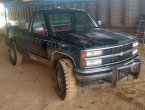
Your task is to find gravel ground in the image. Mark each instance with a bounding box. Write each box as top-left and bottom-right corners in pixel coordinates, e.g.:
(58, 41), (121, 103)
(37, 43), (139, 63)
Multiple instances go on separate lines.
(0, 40), (145, 110)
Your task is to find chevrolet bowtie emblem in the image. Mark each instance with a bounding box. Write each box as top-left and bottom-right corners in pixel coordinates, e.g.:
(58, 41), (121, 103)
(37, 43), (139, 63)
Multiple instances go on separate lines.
(119, 52), (124, 56)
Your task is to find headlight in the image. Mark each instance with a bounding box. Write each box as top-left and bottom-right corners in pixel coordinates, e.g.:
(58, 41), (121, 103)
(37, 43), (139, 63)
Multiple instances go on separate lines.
(80, 59), (102, 67)
(81, 50), (102, 58)
(133, 41), (139, 48)
(132, 49), (138, 55)
(86, 59), (102, 67)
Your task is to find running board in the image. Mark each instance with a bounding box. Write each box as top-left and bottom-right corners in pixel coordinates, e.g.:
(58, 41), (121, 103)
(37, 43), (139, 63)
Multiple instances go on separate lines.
(29, 53), (51, 66)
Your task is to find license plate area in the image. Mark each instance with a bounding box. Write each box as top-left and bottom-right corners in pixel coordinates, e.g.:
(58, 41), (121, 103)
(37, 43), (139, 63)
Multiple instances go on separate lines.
(117, 67), (131, 81)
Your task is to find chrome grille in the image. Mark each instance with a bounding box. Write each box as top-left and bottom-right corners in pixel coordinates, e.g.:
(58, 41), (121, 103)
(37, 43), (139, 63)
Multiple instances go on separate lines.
(102, 43), (133, 65)
(102, 52), (133, 64)
(104, 43), (133, 55)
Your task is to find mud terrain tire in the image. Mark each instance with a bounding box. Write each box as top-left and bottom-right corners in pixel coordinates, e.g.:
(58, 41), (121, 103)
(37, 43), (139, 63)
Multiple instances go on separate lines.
(55, 59), (77, 100)
(9, 42), (23, 65)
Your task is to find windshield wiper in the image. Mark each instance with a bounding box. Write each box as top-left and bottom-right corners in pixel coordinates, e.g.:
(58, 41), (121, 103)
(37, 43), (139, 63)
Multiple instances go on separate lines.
(78, 26), (98, 30)
(85, 26), (98, 29)
(56, 29), (74, 33)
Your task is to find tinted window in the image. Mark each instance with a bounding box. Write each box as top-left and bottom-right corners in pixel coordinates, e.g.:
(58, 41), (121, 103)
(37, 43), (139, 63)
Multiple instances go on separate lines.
(32, 14), (47, 36)
(48, 11), (98, 33)
(48, 13), (72, 32)
(74, 12), (97, 29)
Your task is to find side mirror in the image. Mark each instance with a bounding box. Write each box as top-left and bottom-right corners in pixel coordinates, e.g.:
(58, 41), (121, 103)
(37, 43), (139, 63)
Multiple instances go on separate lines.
(98, 20), (102, 27)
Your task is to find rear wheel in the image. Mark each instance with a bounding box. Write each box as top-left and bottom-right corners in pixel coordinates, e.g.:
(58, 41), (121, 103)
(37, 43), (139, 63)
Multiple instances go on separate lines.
(55, 59), (77, 100)
(9, 42), (23, 65)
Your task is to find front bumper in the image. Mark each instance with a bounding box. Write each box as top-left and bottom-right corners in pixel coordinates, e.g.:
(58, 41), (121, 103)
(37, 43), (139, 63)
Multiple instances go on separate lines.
(75, 56), (141, 86)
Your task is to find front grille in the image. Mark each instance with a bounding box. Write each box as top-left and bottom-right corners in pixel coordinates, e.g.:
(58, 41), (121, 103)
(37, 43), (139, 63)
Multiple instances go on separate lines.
(102, 52), (132, 64)
(101, 43), (133, 65)
(103, 43), (133, 55)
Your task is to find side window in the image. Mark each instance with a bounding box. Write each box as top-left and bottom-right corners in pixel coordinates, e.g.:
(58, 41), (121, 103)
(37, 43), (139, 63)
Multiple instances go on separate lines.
(32, 14), (47, 37)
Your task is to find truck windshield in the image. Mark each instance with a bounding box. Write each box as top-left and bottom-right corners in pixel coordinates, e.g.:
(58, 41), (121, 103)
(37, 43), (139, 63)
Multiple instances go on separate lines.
(48, 11), (98, 33)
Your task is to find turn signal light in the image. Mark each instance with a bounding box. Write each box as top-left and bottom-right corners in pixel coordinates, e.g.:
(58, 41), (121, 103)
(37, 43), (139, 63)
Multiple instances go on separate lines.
(81, 51), (86, 58)
(80, 60), (86, 67)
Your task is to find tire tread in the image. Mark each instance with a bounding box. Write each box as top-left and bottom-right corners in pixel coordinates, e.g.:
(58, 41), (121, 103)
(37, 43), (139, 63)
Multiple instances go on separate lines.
(59, 59), (77, 100)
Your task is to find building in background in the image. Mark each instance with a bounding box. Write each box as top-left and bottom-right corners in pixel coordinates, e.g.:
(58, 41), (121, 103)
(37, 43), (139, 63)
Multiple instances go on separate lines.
(4, 0), (142, 29)
(141, 0), (145, 15)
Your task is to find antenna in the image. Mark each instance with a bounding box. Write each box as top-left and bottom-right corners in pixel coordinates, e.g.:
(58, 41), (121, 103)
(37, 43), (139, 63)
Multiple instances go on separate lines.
(54, 0), (57, 8)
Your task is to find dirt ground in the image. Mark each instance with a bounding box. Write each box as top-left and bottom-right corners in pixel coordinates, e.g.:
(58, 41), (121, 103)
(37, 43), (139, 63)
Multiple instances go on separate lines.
(0, 39), (145, 110)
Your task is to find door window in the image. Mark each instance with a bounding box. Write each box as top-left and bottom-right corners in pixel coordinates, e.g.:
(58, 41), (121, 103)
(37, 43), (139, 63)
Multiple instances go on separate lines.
(32, 14), (47, 36)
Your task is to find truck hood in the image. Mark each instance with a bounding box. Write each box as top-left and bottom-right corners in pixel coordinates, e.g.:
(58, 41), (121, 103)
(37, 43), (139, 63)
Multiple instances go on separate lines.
(58, 28), (135, 49)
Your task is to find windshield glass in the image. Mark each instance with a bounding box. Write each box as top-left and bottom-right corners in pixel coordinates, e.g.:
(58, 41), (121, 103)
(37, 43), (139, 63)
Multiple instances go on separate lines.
(48, 11), (98, 33)
(74, 12), (98, 30)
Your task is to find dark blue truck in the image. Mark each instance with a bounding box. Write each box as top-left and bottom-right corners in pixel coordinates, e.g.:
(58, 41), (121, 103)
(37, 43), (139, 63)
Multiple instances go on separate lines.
(6, 8), (141, 100)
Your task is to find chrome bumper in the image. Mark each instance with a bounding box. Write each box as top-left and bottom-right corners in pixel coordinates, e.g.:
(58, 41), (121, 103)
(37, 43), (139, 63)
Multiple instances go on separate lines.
(75, 56), (141, 82)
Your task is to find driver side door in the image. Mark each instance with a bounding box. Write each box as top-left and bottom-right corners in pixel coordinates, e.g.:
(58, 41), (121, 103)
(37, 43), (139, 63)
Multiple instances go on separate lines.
(29, 13), (48, 58)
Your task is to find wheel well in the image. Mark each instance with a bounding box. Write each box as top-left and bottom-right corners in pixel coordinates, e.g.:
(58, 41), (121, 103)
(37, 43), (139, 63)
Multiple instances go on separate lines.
(51, 53), (75, 70)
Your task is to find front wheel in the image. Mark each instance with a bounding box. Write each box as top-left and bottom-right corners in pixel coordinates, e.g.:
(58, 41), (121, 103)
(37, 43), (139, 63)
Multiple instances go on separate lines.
(9, 42), (23, 65)
(55, 59), (77, 100)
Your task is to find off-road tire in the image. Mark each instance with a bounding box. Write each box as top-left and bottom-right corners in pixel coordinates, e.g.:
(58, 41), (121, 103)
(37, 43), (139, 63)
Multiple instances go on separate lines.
(9, 42), (23, 65)
(55, 59), (77, 100)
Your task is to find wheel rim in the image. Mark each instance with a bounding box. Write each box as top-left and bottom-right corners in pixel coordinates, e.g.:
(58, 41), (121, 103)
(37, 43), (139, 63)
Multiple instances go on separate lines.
(10, 48), (15, 61)
(57, 68), (65, 95)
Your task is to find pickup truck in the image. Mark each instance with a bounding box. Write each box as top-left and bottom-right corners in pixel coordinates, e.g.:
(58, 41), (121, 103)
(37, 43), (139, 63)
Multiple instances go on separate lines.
(6, 8), (141, 100)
